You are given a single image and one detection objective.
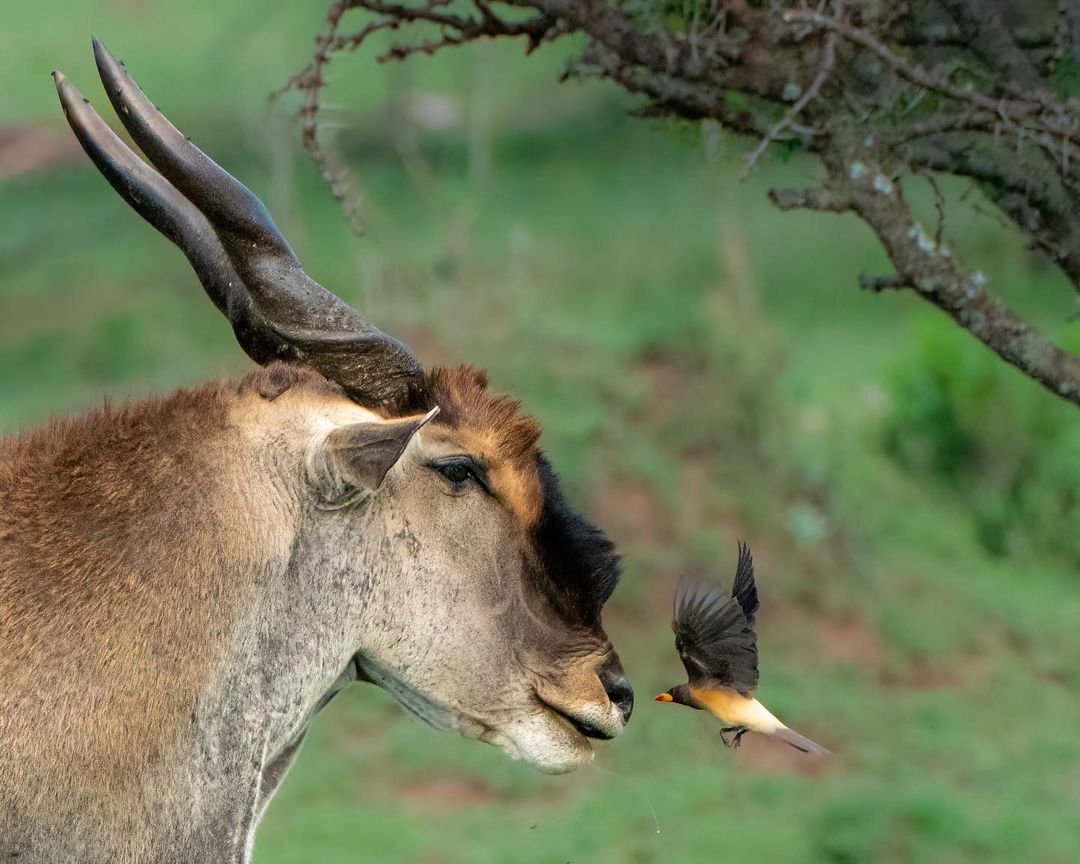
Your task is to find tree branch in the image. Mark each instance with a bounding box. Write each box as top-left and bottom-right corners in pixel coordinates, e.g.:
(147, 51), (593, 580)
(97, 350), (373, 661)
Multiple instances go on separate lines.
(834, 156), (1080, 405)
(279, 0), (1080, 407)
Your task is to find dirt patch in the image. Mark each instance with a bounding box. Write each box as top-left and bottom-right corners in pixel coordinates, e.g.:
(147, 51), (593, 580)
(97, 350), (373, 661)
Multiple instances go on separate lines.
(818, 616), (884, 667)
(735, 732), (831, 778)
(879, 653), (989, 693)
(637, 349), (700, 417)
(675, 455), (742, 542)
(0, 122), (83, 181)
(398, 768), (579, 813)
(590, 478), (671, 548)
(399, 775), (499, 810)
(816, 610), (992, 694)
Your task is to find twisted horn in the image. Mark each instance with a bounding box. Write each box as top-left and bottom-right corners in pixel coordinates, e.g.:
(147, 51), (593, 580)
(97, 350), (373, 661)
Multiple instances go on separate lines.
(54, 39), (427, 414)
(53, 72), (266, 352)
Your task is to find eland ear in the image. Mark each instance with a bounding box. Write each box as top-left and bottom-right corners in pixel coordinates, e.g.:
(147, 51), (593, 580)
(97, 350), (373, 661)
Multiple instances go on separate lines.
(309, 407), (438, 502)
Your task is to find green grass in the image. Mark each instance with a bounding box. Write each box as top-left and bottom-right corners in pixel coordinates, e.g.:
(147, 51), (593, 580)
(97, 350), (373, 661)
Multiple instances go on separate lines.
(4, 1), (1080, 861)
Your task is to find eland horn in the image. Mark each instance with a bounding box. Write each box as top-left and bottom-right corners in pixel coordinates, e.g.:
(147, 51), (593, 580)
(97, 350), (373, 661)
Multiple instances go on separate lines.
(54, 39), (427, 415)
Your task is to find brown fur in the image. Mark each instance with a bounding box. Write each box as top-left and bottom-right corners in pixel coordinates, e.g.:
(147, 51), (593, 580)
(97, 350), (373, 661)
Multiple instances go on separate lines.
(0, 377), (269, 828)
(425, 365), (544, 526)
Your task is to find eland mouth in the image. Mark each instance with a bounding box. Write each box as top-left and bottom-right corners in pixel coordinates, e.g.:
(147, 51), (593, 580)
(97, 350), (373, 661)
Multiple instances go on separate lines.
(540, 701), (618, 741)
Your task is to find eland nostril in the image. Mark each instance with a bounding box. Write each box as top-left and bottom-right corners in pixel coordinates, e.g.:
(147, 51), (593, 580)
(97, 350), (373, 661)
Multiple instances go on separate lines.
(598, 657), (634, 725)
(605, 674), (634, 724)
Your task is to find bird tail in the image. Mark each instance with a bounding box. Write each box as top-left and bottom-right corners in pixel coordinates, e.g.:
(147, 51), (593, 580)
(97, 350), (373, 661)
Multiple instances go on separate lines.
(697, 692), (829, 755)
(771, 725), (828, 755)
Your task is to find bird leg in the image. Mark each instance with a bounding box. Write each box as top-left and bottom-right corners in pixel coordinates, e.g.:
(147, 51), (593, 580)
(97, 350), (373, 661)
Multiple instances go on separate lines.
(720, 726), (749, 749)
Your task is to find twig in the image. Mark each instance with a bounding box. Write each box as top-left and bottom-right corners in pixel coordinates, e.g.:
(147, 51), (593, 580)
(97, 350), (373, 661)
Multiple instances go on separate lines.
(768, 185), (851, 212)
(784, 8), (1080, 150)
(858, 273), (912, 291)
(740, 30), (836, 179)
(919, 170), (946, 247)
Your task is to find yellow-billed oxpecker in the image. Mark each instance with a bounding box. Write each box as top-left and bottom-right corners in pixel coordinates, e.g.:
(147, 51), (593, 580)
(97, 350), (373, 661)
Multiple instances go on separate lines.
(655, 543), (827, 754)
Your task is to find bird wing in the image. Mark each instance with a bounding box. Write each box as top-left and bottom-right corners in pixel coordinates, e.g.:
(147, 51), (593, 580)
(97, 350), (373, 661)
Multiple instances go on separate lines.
(672, 548), (759, 695)
(731, 540), (759, 626)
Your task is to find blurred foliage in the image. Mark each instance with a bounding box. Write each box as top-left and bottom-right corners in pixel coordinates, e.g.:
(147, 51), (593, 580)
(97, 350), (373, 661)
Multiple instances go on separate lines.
(884, 321), (1080, 564)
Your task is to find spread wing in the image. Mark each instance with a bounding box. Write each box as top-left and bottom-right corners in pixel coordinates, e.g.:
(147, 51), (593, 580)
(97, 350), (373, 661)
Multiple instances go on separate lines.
(672, 544), (759, 694)
(731, 540), (759, 626)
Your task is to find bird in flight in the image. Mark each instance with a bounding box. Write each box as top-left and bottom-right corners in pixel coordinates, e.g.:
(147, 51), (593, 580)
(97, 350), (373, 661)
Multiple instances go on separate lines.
(655, 542), (827, 754)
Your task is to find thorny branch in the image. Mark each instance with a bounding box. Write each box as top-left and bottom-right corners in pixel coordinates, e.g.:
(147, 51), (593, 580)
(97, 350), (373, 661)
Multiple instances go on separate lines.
(278, 0), (1080, 406)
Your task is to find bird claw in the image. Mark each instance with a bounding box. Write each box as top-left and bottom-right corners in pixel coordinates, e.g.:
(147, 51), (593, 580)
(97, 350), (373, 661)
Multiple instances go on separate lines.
(720, 726), (748, 749)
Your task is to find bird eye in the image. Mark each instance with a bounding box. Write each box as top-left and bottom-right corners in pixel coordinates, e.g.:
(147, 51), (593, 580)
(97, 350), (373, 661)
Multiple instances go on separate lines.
(436, 460), (474, 485)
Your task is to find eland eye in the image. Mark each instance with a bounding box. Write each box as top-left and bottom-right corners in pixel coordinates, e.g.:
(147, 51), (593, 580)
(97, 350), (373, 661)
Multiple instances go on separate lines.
(439, 462), (473, 484)
(433, 458), (486, 489)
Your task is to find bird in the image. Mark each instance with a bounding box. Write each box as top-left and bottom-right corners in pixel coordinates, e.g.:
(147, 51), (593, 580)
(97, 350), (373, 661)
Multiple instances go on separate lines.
(654, 542), (827, 755)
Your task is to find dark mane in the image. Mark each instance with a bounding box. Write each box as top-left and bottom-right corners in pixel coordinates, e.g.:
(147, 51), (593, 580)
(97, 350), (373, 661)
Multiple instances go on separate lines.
(533, 456), (621, 627)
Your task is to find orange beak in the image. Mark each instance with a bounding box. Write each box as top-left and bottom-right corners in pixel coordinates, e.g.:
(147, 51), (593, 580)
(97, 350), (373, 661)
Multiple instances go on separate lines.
(654, 692), (674, 702)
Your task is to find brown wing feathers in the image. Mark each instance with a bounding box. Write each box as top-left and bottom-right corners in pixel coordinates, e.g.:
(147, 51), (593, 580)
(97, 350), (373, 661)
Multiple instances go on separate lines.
(672, 543), (760, 695)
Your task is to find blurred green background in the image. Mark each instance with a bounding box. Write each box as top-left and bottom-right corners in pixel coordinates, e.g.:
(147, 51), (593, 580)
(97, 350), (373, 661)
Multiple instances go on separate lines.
(3, 1), (1080, 861)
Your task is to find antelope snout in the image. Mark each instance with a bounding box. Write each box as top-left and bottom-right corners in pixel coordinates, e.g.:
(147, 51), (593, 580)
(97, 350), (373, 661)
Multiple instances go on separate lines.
(536, 652), (634, 741)
(598, 653), (634, 726)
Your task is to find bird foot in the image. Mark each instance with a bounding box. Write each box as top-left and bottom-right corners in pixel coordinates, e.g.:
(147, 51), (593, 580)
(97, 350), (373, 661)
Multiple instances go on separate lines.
(720, 726), (748, 749)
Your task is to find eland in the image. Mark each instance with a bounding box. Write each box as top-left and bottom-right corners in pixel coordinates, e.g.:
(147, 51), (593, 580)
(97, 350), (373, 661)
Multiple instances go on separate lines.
(0, 40), (632, 863)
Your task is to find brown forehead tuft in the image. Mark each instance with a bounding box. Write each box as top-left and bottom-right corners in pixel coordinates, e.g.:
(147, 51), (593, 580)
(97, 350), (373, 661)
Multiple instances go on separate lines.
(425, 366), (542, 465)
(425, 365), (543, 524)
